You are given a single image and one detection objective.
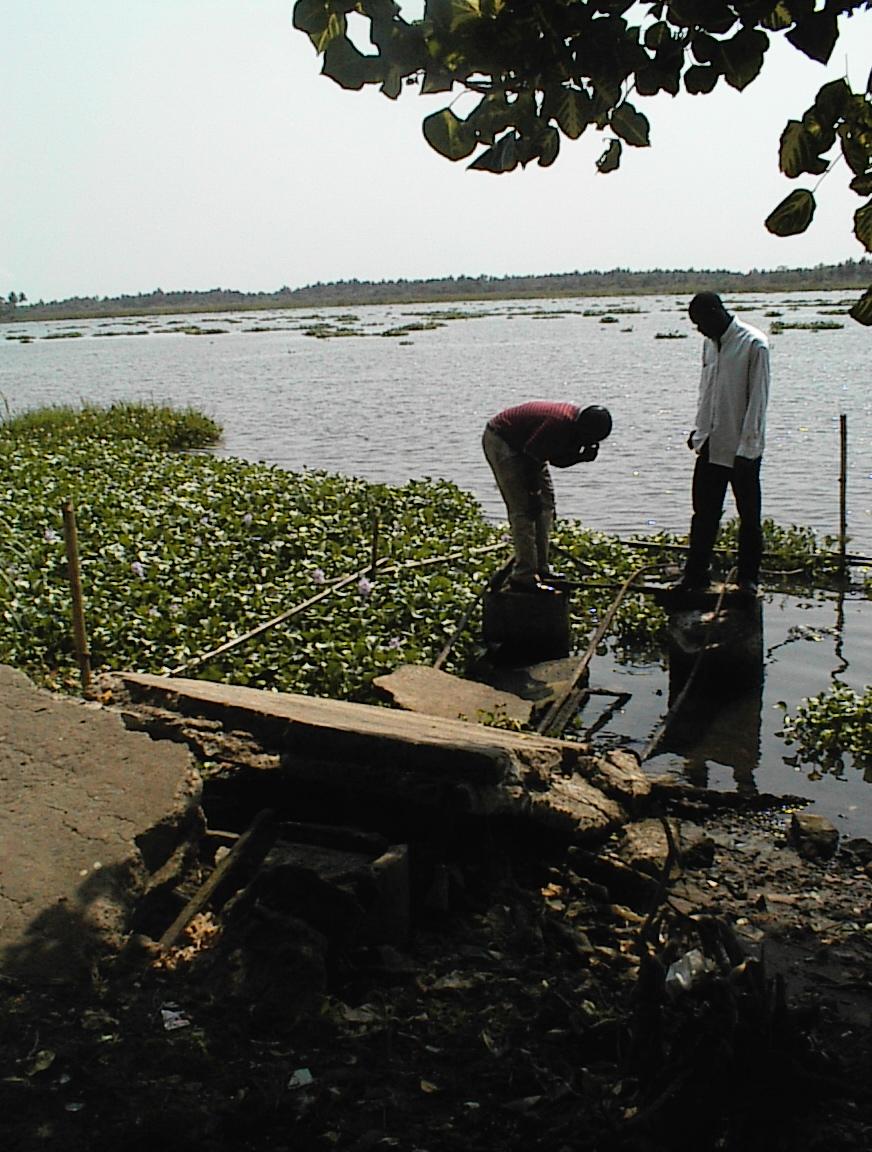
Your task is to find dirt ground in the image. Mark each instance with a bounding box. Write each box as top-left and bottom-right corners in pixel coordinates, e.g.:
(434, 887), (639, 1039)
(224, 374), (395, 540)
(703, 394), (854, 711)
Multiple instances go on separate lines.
(2, 790), (872, 1152)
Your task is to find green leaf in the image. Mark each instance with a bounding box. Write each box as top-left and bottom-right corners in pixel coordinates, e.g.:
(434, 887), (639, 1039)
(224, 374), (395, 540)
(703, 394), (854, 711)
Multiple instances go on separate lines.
(537, 126), (560, 167)
(786, 10), (839, 64)
(854, 199), (872, 252)
(838, 120), (870, 178)
(467, 90), (515, 145)
(765, 188), (816, 236)
(597, 138), (622, 174)
(848, 286), (872, 325)
(554, 88), (592, 140)
(422, 68), (454, 93)
(610, 101), (650, 147)
(762, 3), (794, 32)
(684, 64), (719, 95)
(422, 108), (476, 159)
(719, 27), (768, 91)
(850, 173), (872, 196)
(293, 0), (346, 53)
(469, 131), (518, 172)
(429, 0), (483, 33)
(381, 66), (403, 100)
(813, 78), (851, 122)
(779, 121), (828, 178)
(322, 36), (381, 90)
(643, 21), (672, 50)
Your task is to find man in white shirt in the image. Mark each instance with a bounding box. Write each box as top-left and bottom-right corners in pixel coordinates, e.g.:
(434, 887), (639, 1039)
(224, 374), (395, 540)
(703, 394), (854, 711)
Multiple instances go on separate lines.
(674, 292), (770, 597)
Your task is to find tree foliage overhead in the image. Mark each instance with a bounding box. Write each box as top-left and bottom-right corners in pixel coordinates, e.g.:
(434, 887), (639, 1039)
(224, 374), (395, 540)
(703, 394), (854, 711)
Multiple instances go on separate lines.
(293, 0), (872, 322)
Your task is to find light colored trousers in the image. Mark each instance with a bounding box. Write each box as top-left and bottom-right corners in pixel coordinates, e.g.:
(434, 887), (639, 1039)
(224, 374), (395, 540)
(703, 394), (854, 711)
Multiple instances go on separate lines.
(483, 425), (555, 582)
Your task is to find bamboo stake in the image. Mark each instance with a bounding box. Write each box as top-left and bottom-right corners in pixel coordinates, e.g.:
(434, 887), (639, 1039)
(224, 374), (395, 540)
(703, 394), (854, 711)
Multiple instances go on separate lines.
(169, 541), (506, 677)
(839, 413), (848, 581)
(61, 499), (92, 694)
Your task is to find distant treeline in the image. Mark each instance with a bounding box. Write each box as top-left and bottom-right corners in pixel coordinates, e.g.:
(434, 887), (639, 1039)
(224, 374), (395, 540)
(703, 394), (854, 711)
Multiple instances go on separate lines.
(7, 259), (870, 321)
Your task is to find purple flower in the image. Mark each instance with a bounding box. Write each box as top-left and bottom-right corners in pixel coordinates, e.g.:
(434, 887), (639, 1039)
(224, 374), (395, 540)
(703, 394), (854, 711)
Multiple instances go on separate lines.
(387, 636), (401, 650)
(242, 512), (253, 527)
(312, 568), (326, 586)
(131, 561), (146, 579)
(358, 576), (375, 599)
(43, 527), (59, 543)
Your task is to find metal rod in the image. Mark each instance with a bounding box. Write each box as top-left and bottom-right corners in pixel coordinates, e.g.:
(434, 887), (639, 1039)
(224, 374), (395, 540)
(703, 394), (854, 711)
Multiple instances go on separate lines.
(839, 413), (848, 581)
(536, 564), (652, 737)
(369, 512), (380, 580)
(61, 499), (92, 694)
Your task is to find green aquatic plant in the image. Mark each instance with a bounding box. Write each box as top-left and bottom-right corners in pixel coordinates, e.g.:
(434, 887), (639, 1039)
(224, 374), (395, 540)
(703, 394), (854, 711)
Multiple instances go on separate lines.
(0, 407), (497, 696)
(770, 320), (844, 333)
(781, 684), (872, 773)
(0, 402), (221, 451)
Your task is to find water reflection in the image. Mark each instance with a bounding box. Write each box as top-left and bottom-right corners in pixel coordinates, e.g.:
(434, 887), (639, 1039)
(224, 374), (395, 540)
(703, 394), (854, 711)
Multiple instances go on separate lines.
(654, 603), (765, 792)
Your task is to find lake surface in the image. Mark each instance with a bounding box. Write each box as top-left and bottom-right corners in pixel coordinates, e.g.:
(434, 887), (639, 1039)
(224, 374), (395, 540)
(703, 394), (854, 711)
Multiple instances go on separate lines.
(2, 292), (871, 834)
(2, 291), (871, 553)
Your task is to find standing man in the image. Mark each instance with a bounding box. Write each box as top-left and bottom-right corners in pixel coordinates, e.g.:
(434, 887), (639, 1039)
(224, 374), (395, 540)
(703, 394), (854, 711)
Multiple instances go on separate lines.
(483, 400), (612, 593)
(675, 292), (770, 597)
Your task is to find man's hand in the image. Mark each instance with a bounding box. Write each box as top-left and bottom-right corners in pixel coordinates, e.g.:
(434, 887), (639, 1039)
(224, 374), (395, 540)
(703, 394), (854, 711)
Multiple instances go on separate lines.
(578, 443), (599, 463)
(733, 454), (755, 473)
(687, 430), (696, 450)
(527, 490), (543, 516)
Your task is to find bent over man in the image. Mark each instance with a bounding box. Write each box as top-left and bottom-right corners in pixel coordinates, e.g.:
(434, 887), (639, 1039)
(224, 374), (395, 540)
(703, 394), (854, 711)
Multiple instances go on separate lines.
(676, 291), (770, 597)
(483, 400), (612, 593)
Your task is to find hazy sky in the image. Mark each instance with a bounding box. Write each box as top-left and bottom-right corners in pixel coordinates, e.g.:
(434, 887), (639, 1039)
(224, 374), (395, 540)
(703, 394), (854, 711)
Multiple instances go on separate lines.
(3, 1), (870, 302)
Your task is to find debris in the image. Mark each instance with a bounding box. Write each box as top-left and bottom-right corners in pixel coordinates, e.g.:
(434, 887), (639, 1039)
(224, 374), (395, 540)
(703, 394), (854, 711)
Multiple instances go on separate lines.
(288, 1067), (314, 1090)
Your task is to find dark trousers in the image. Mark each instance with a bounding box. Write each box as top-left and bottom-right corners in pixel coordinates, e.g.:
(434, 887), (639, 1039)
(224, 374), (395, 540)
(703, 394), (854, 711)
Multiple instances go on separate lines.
(685, 441), (762, 585)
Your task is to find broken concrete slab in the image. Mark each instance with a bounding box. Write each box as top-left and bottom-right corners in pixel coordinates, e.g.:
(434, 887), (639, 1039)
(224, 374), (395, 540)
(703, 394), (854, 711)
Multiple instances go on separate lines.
(373, 663), (533, 726)
(0, 665), (202, 983)
(112, 673), (652, 843)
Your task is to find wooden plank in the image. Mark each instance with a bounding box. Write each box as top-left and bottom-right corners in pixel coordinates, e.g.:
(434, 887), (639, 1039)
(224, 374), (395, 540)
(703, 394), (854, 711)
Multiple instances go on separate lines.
(158, 809), (277, 950)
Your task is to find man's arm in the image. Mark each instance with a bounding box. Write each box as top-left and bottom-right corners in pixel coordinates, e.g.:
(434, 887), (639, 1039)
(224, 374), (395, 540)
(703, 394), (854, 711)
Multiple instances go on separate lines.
(550, 443), (599, 468)
(736, 341), (770, 460)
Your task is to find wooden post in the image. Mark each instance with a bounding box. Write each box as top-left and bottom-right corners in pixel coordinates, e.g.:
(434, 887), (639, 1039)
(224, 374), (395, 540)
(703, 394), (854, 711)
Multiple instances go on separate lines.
(839, 413), (848, 581)
(61, 499), (92, 693)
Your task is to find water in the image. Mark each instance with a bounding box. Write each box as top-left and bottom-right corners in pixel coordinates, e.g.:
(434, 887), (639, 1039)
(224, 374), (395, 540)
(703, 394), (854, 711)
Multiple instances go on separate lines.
(2, 292), (870, 551)
(2, 293), (871, 834)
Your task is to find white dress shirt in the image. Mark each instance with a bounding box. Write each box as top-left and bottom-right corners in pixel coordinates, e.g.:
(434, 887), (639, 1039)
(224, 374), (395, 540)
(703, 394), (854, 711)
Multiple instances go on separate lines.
(689, 316), (770, 467)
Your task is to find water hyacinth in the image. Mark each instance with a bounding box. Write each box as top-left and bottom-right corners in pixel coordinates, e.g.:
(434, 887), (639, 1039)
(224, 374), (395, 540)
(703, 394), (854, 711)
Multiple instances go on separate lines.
(358, 576), (375, 599)
(312, 568), (326, 586)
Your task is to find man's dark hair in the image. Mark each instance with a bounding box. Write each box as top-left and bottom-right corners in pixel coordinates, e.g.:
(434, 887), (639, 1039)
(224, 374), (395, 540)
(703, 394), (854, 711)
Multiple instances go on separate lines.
(689, 292), (726, 321)
(577, 405), (612, 443)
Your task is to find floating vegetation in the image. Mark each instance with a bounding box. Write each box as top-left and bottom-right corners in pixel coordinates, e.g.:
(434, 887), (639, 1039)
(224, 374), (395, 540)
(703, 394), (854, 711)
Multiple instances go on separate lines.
(303, 323), (365, 339)
(654, 330), (688, 339)
(92, 330), (151, 337)
(781, 684), (872, 773)
(770, 320), (844, 333)
(179, 326), (229, 336)
(42, 332), (85, 340)
(583, 306), (642, 317)
(599, 315), (619, 324)
(380, 321), (444, 338)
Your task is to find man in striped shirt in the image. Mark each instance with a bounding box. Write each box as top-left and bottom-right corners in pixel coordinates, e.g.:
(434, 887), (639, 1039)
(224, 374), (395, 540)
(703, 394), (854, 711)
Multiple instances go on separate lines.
(483, 400), (612, 593)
